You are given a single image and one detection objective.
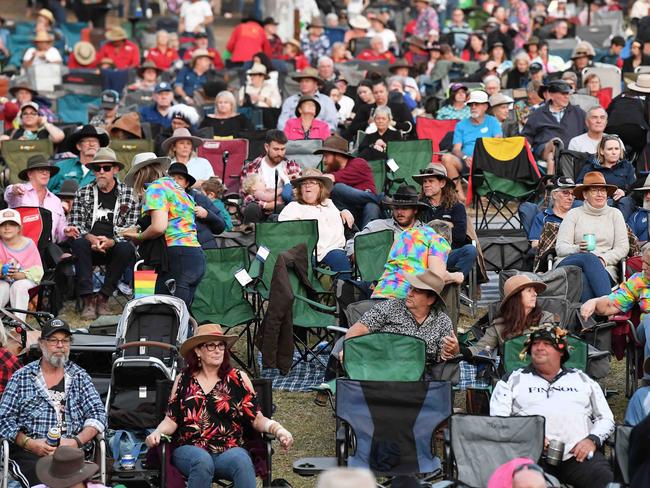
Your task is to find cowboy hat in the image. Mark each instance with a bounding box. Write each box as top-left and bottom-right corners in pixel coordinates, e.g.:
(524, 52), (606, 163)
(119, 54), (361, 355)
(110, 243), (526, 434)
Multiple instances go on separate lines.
(349, 15), (371, 30)
(628, 73), (650, 94)
(489, 93), (514, 108)
(36, 447), (98, 488)
(634, 174), (650, 192)
(124, 152), (171, 187)
(573, 171), (617, 199)
(524, 36), (540, 47)
(105, 26), (128, 42)
(137, 59), (162, 77)
(18, 154), (60, 181)
(382, 184), (430, 209)
(501, 275), (547, 309)
(73, 41), (96, 66)
(307, 17), (325, 28)
(295, 95), (321, 117)
(167, 161), (197, 188)
(290, 167), (333, 192)
(67, 125), (110, 154)
(283, 39), (302, 52)
(247, 63), (269, 78)
(180, 323), (238, 357)
(388, 58), (410, 73)
(161, 127), (203, 154)
(109, 112), (143, 139)
(405, 269), (446, 305)
(56, 179), (79, 199)
(405, 35), (429, 51)
(9, 79), (39, 98)
(520, 326), (571, 363)
(291, 67), (322, 83)
(412, 162), (453, 184)
(313, 135), (353, 158)
(88, 147), (125, 170)
(570, 41), (596, 59)
(37, 8), (55, 24)
(191, 48), (213, 67)
(33, 31), (54, 43)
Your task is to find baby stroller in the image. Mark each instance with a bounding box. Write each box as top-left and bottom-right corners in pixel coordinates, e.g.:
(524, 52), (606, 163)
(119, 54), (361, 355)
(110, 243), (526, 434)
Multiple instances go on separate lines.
(103, 295), (196, 487)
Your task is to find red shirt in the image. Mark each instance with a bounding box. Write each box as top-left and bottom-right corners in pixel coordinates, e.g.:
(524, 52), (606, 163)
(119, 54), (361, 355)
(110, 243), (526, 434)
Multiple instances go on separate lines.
(226, 21), (271, 63)
(96, 40), (141, 69)
(146, 47), (180, 70)
(356, 50), (396, 64)
(182, 47), (224, 70)
(331, 157), (376, 193)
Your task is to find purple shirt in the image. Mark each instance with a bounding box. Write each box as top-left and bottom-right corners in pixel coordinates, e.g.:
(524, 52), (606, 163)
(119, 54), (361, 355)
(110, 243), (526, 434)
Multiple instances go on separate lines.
(4, 183), (68, 243)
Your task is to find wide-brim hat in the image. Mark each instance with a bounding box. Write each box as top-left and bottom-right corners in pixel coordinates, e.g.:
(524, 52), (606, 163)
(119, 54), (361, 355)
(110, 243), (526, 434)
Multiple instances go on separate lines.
(33, 31), (54, 43)
(634, 174), (650, 192)
(161, 127), (203, 154)
(349, 15), (371, 30)
(138, 60), (162, 77)
(284, 39), (302, 52)
(168, 162), (197, 188)
(295, 95), (321, 117)
(109, 112), (143, 139)
(56, 179), (79, 199)
(68, 125), (110, 155)
(290, 168), (333, 192)
(388, 58), (410, 73)
(405, 269), (446, 306)
(124, 152), (171, 187)
(36, 447), (98, 488)
(191, 48), (213, 67)
(573, 171), (617, 199)
(382, 184), (431, 209)
(18, 154), (60, 181)
(467, 90), (490, 105)
(412, 162), (453, 184)
(73, 41), (96, 66)
(88, 147), (125, 170)
(489, 93), (514, 108)
(524, 36), (540, 47)
(629, 74), (650, 94)
(106, 26), (128, 42)
(9, 79), (38, 98)
(313, 134), (352, 158)
(180, 323), (238, 357)
(520, 326), (571, 363)
(405, 35), (429, 51)
(37, 8), (55, 24)
(291, 67), (321, 83)
(307, 17), (325, 28)
(247, 63), (269, 78)
(571, 41), (596, 59)
(501, 275), (547, 309)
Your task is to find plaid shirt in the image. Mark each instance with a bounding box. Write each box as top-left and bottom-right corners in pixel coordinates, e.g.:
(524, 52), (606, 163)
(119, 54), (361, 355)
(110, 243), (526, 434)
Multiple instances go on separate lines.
(69, 180), (140, 242)
(300, 33), (331, 66)
(0, 360), (106, 441)
(0, 347), (20, 397)
(239, 156), (302, 206)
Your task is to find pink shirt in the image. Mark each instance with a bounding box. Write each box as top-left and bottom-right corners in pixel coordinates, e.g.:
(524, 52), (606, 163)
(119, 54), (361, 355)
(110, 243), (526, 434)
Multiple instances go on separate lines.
(284, 118), (331, 141)
(4, 183), (68, 243)
(0, 238), (43, 284)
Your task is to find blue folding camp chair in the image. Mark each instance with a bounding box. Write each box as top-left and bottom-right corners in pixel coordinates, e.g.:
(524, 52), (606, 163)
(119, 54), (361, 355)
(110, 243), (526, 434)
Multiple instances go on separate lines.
(57, 93), (100, 124)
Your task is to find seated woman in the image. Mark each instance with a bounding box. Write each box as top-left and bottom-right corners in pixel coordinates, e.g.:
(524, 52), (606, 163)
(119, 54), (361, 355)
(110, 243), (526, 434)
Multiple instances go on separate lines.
(436, 83), (470, 120)
(199, 90), (252, 138)
(278, 168), (353, 278)
(555, 171), (629, 302)
(528, 177), (577, 249)
(0, 102), (64, 143)
(238, 63), (281, 109)
(146, 324), (293, 488)
(283, 95), (330, 141)
(580, 73), (612, 110)
(503, 52), (531, 89)
(162, 127), (214, 188)
(576, 134), (636, 220)
(357, 106), (402, 161)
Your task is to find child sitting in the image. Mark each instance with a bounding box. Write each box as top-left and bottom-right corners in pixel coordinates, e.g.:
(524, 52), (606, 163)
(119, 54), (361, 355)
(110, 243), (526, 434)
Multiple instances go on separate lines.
(201, 176), (233, 231)
(241, 173), (283, 213)
(0, 209), (43, 321)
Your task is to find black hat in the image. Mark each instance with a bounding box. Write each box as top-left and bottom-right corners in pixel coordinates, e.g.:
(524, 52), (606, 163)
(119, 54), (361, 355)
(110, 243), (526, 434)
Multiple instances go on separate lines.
(382, 184), (431, 209)
(263, 16), (278, 25)
(41, 317), (72, 339)
(18, 154), (60, 181)
(167, 162), (196, 188)
(194, 31), (209, 39)
(529, 62), (543, 74)
(56, 179), (79, 199)
(547, 80), (572, 93)
(68, 125), (110, 155)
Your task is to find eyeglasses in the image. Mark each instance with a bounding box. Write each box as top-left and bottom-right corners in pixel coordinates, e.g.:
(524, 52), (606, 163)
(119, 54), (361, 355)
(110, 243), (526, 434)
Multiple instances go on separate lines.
(45, 338), (71, 346)
(301, 180), (320, 187)
(202, 342), (226, 351)
(90, 165), (114, 173)
(512, 463), (545, 478)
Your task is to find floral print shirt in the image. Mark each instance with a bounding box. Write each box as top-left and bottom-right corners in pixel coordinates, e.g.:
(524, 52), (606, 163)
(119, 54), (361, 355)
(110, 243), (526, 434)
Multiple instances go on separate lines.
(167, 369), (260, 454)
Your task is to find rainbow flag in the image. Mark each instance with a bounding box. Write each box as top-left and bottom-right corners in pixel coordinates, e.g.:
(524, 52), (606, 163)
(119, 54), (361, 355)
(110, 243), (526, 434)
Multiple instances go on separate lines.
(134, 270), (157, 298)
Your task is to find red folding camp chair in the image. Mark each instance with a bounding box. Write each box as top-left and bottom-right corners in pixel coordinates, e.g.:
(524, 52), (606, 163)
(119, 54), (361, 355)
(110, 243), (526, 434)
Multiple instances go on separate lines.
(198, 139), (249, 194)
(415, 117), (459, 154)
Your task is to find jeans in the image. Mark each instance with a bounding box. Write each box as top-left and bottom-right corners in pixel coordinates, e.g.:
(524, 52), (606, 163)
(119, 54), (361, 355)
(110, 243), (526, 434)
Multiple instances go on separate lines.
(172, 445), (256, 488)
(557, 253), (612, 302)
(330, 183), (381, 229)
(71, 238), (135, 297)
(155, 246), (205, 310)
(447, 244), (478, 279)
(636, 315), (650, 379)
(319, 249), (352, 280)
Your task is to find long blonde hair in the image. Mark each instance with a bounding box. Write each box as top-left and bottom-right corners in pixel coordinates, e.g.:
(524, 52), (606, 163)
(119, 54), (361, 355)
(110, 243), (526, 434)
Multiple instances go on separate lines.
(133, 163), (166, 197)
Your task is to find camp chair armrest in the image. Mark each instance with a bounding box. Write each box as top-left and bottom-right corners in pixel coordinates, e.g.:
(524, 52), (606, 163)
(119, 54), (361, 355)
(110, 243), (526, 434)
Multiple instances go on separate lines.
(609, 311), (632, 322)
(327, 326), (348, 335)
(293, 294), (337, 312)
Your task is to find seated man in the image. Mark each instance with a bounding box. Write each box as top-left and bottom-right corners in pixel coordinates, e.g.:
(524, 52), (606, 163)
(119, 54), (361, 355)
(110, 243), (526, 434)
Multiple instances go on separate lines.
(0, 318), (106, 488)
(139, 82), (174, 129)
(490, 327), (615, 488)
(318, 135), (381, 229)
(628, 175), (650, 245)
(568, 106), (607, 155)
(66, 148), (139, 320)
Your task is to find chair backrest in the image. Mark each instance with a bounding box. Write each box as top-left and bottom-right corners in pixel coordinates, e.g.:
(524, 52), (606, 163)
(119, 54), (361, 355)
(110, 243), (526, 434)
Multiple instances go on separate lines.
(343, 333), (426, 381)
(415, 117), (459, 153)
(56, 93), (100, 124)
(592, 10), (624, 36)
(502, 334), (588, 373)
(557, 149), (590, 181)
(477, 229), (530, 272)
(14, 206), (53, 254)
(192, 247), (255, 327)
(354, 229), (394, 282)
(198, 139), (249, 194)
(62, 70), (104, 96)
(386, 139), (433, 193)
(109, 139), (154, 178)
(569, 93), (601, 112)
(368, 160), (387, 194)
(582, 65), (622, 98)
(350, 36), (372, 55)
(27, 64), (62, 93)
(7, 33), (32, 66)
(1, 140), (54, 185)
(498, 267), (583, 303)
(576, 24), (613, 47)
(518, 202), (539, 238)
(336, 379), (451, 476)
(449, 415), (546, 487)
(285, 139), (323, 169)
(60, 21), (86, 51)
(547, 38), (579, 52)
(324, 27), (346, 45)
(101, 68), (135, 94)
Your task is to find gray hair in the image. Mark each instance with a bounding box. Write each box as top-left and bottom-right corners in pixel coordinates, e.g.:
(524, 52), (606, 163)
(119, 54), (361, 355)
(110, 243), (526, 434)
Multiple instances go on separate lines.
(587, 105), (608, 118)
(318, 56), (334, 67)
(514, 51), (530, 64)
(372, 105), (393, 121)
(215, 90), (237, 111)
(316, 468), (376, 488)
(387, 75), (405, 90)
(483, 75), (500, 87)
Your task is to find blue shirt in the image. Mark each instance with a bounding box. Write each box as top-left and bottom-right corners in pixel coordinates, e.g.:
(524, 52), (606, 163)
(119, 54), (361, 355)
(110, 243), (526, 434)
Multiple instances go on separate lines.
(139, 104), (172, 128)
(624, 386), (650, 425)
(628, 208), (649, 242)
(174, 66), (208, 97)
(452, 115), (502, 158)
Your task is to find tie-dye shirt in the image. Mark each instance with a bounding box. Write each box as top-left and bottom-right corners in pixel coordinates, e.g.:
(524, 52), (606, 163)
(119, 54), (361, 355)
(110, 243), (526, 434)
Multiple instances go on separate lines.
(372, 226), (451, 299)
(142, 177), (200, 248)
(608, 272), (650, 319)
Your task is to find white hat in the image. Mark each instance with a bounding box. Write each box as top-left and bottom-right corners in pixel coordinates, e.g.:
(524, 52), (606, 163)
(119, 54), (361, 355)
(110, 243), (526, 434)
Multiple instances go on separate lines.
(489, 93), (514, 107)
(0, 209), (22, 227)
(466, 90), (489, 105)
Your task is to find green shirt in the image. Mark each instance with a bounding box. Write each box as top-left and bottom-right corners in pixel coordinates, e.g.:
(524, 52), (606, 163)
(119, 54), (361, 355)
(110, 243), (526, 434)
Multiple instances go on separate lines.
(47, 157), (96, 194)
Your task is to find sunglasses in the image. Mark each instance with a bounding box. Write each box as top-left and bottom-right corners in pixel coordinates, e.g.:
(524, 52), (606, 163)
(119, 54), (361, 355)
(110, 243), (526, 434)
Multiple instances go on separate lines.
(512, 463), (545, 478)
(90, 164), (115, 173)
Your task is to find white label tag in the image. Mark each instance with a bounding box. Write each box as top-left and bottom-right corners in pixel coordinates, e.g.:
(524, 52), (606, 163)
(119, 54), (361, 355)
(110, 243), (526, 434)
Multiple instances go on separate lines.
(234, 268), (253, 286)
(256, 245), (270, 262)
(139, 386), (147, 398)
(139, 337), (146, 355)
(386, 158), (399, 172)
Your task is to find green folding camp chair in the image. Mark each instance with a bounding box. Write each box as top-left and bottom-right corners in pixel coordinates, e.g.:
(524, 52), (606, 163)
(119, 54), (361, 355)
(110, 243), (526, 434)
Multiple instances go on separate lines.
(192, 247), (256, 372)
(502, 334), (588, 374)
(1, 139), (54, 184)
(109, 140), (154, 179)
(368, 159), (387, 195)
(385, 139), (433, 194)
(353, 229), (394, 282)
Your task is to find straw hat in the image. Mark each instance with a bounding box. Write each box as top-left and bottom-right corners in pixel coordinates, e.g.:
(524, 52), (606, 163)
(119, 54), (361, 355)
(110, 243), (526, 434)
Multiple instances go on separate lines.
(37, 9), (55, 24)
(570, 41), (596, 60)
(179, 323), (238, 357)
(290, 168), (333, 191)
(628, 73), (650, 94)
(572, 171), (617, 200)
(106, 26), (128, 42)
(283, 39), (302, 52)
(124, 152), (171, 187)
(246, 63), (269, 78)
(291, 67), (322, 83)
(191, 48), (212, 67)
(33, 31), (54, 43)
(349, 15), (371, 30)
(18, 154), (60, 181)
(36, 447), (98, 488)
(412, 163), (453, 184)
(313, 135), (352, 158)
(501, 275), (546, 308)
(88, 147), (125, 170)
(161, 127), (203, 154)
(73, 41), (96, 66)
(405, 269), (446, 305)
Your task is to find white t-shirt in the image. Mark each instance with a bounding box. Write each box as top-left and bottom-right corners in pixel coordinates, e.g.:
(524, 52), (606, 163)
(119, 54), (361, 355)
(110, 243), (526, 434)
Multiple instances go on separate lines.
(180, 0), (213, 33)
(260, 158), (290, 189)
(567, 133), (600, 154)
(23, 47), (63, 65)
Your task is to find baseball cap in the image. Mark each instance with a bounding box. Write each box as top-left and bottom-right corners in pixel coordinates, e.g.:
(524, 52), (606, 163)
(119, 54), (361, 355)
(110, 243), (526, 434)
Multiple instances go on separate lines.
(20, 101), (39, 114)
(41, 317), (72, 339)
(154, 82), (173, 93)
(100, 89), (119, 109)
(0, 209), (21, 227)
(529, 62), (543, 73)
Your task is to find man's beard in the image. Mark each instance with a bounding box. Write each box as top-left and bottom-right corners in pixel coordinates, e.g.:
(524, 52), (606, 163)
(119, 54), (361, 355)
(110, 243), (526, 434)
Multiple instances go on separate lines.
(42, 348), (69, 368)
(643, 200), (650, 211)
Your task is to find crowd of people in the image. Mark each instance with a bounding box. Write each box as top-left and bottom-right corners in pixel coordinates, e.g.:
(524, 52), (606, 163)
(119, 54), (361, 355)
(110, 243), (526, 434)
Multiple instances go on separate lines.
(1, 0), (650, 485)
